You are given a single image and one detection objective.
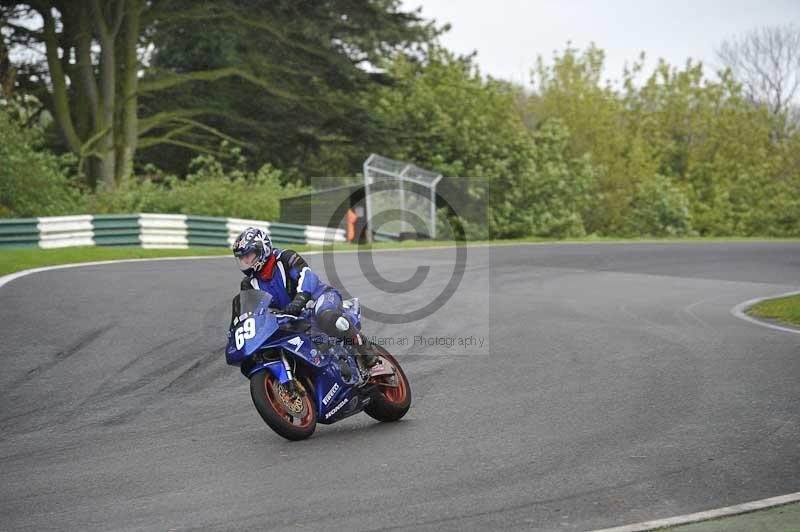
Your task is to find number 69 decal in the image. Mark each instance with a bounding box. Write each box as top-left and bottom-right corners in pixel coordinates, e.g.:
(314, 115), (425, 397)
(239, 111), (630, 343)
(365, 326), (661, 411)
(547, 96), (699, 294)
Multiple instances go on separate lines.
(234, 317), (256, 349)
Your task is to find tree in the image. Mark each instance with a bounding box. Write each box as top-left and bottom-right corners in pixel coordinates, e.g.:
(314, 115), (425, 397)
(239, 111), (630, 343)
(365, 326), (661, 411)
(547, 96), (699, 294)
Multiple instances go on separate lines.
(369, 50), (536, 238)
(0, 34), (14, 100)
(527, 44), (627, 233)
(1, 0), (441, 188)
(2, 1), (146, 188)
(370, 50), (595, 239)
(0, 106), (84, 217)
(139, 0), (442, 181)
(716, 24), (800, 134)
(526, 43), (800, 237)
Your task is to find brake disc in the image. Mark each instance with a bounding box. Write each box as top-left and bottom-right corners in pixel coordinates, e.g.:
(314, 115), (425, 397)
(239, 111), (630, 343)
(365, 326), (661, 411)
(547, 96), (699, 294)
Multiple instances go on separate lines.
(275, 382), (308, 418)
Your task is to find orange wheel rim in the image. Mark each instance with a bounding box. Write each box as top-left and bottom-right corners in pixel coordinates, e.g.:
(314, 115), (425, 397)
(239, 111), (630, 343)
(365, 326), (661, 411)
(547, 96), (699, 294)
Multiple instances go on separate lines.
(264, 373), (314, 428)
(375, 356), (408, 405)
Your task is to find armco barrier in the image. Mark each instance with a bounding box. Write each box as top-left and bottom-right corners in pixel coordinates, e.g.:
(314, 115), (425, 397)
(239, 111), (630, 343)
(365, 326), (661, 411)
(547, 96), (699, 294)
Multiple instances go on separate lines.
(186, 215), (229, 248)
(0, 218), (40, 248)
(226, 217), (270, 245)
(0, 214), (392, 249)
(92, 215), (140, 246)
(37, 215), (94, 248)
(139, 213), (188, 249)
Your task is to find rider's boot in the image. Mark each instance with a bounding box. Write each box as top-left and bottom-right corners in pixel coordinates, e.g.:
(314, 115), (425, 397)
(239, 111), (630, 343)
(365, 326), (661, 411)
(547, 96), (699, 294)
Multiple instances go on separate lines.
(353, 332), (380, 370)
(323, 312), (380, 370)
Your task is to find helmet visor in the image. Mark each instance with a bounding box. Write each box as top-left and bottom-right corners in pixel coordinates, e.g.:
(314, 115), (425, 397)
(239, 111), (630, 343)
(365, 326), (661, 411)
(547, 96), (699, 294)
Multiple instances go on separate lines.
(235, 251), (259, 271)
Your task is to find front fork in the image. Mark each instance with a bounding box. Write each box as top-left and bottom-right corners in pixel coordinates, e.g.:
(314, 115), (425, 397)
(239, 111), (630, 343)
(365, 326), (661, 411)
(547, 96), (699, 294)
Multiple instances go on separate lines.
(281, 352), (301, 400)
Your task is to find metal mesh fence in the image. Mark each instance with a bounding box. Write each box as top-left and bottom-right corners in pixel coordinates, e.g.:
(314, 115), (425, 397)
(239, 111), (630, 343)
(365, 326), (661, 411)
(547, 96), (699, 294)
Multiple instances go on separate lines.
(363, 154), (442, 239)
(279, 155), (443, 242)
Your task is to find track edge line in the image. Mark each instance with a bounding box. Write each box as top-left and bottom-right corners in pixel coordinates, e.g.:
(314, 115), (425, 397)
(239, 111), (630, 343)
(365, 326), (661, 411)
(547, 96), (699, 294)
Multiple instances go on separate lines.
(0, 255), (230, 291)
(588, 491), (800, 532)
(730, 290), (800, 335)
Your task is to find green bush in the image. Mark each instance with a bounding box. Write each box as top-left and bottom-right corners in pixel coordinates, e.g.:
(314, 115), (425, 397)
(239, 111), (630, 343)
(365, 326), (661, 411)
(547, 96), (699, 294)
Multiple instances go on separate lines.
(0, 108), (86, 217)
(528, 120), (595, 238)
(491, 120), (596, 239)
(627, 175), (692, 236)
(736, 181), (800, 237)
(91, 173), (173, 214)
(91, 151), (309, 220)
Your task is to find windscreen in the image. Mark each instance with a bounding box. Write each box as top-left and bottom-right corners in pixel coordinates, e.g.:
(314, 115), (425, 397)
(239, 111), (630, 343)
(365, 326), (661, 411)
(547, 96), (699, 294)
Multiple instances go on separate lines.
(229, 290), (272, 330)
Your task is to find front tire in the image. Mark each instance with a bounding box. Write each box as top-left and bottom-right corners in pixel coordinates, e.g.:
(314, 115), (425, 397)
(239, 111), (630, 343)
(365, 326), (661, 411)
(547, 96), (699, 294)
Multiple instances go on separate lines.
(250, 370), (316, 441)
(364, 346), (411, 422)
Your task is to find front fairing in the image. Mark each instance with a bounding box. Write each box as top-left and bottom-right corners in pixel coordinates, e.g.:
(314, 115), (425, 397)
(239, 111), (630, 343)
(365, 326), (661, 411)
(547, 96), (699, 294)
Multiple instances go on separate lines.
(225, 290), (278, 365)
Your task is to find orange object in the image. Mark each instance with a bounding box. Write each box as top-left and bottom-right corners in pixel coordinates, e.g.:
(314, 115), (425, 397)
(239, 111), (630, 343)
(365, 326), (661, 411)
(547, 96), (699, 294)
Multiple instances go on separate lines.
(347, 208), (357, 242)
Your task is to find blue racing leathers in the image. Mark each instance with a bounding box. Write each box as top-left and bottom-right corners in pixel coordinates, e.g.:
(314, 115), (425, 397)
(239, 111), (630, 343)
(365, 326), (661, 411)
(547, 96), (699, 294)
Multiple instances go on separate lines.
(241, 248), (362, 343)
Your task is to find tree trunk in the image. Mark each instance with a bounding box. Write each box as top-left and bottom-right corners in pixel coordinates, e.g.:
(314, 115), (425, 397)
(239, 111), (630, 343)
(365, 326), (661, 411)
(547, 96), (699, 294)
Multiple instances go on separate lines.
(41, 9), (82, 154)
(91, 0), (124, 189)
(76, 1), (102, 188)
(117, 0), (140, 183)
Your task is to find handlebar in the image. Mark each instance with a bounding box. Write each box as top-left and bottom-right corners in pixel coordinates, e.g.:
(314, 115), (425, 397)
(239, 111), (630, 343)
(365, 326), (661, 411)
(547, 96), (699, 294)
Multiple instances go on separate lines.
(269, 307), (303, 318)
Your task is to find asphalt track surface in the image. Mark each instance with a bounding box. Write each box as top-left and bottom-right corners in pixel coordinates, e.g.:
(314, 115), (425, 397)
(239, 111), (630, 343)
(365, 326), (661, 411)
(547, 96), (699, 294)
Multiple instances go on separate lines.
(1, 242), (799, 532)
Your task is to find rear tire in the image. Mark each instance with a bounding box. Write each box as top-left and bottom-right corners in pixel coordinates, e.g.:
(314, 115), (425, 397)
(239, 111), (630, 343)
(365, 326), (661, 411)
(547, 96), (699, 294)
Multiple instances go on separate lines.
(250, 370), (316, 441)
(364, 347), (411, 422)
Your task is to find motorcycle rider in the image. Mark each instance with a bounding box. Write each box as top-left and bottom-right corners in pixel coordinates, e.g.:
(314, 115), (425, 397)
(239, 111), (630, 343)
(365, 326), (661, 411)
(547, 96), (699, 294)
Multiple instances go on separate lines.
(232, 227), (380, 369)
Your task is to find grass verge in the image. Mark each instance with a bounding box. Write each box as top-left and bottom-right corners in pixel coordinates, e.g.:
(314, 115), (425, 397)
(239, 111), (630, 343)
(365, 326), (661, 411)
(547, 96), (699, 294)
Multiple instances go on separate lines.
(747, 294), (800, 327)
(663, 501), (800, 531)
(0, 247), (229, 277)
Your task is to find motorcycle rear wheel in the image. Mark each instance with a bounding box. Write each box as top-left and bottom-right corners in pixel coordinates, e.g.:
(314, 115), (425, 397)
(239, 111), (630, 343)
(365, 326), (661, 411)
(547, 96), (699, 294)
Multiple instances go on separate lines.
(364, 346), (411, 422)
(250, 370), (317, 441)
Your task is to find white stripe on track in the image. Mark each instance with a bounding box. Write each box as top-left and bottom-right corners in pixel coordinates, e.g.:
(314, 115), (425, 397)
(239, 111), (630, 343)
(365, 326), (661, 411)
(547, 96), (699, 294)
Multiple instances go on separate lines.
(0, 255), (229, 291)
(730, 290), (800, 335)
(589, 492), (800, 532)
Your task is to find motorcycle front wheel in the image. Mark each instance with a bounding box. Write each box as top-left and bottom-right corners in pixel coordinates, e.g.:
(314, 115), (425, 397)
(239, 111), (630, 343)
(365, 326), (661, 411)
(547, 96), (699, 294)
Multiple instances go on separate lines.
(250, 370), (317, 441)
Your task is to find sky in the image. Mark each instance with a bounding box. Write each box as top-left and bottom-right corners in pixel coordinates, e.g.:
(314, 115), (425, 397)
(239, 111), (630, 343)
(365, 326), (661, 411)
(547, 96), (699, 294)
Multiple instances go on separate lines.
(400, 0), (800, 88)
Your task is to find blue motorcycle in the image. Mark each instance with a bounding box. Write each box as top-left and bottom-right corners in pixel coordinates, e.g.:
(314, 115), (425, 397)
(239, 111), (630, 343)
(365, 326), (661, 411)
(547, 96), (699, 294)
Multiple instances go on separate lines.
(225, 289), (411, 440)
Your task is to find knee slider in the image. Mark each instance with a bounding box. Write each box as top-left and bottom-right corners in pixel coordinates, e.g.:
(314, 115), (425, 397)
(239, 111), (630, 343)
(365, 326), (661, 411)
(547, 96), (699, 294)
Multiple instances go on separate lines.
(317, 308), (356, 338)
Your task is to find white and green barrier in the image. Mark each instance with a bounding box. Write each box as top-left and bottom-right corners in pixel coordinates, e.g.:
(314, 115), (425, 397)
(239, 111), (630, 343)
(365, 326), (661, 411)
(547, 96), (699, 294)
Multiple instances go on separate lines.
(0, 214), (398, 249)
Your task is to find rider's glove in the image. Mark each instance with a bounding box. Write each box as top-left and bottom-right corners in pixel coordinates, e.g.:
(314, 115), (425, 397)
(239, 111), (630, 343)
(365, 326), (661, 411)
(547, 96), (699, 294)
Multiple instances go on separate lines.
(284, 292), (311, 316)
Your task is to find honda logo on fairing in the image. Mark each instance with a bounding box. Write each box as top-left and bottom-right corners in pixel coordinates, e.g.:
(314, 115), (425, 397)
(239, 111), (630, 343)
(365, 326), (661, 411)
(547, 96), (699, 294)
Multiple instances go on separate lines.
(325, 398), (349, 419)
